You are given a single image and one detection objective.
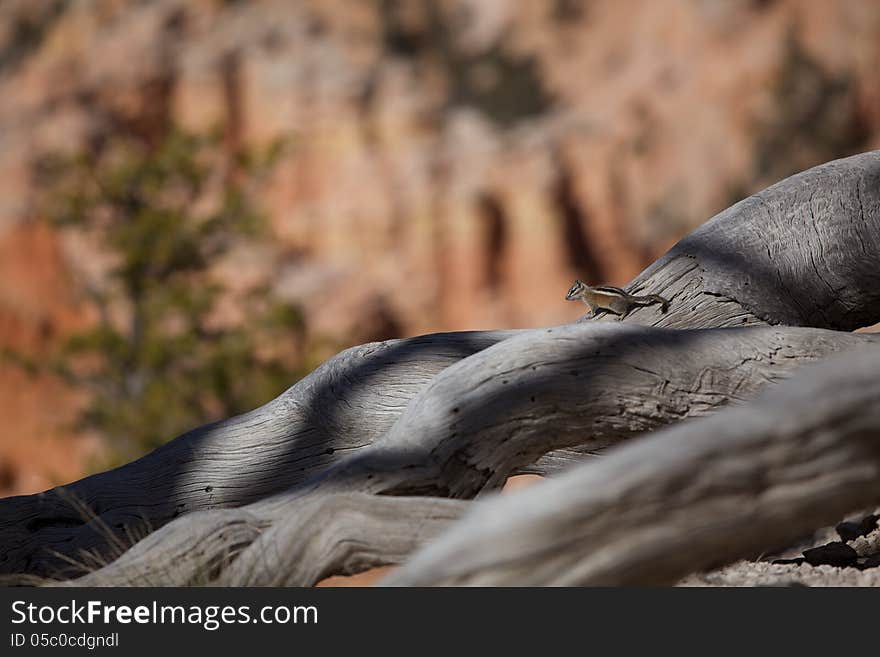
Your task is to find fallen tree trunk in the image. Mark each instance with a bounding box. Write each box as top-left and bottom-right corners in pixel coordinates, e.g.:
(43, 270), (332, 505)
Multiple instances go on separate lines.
(45, 326), (879, 585)
(385, 347), (880, 586)
(623, 149), (880, 332)
(3, 150), (880, 582)
(316, 325), (878, 499)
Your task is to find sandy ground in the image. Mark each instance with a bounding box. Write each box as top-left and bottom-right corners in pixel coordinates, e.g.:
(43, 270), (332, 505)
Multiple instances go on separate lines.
(681, 510), (880, 586)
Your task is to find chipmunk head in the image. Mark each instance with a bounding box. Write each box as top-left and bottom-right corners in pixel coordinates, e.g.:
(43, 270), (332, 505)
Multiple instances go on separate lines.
(565, 279), (587, 301)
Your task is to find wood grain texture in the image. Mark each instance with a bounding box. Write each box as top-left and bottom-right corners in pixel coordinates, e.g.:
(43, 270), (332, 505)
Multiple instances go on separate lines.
(56, 494), (465, 587)
(314, 325), (878, 499)
(46, 327), (879, 585)
(4, 151), (880, 582)
(0, 331), (515, 577)
(385, 348), (880, 586)
(615, 150), (880, 331)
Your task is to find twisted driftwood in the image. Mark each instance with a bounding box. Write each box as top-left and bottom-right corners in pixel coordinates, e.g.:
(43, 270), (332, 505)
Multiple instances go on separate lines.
(61, 494), (467, 587)
(385, 348), (880, 586)
(54, 325), (877, 585)
(3, 150), (880, 584)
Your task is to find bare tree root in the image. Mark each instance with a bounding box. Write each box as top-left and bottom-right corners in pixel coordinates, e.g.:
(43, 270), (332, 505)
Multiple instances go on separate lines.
(58, 494), (464, 587)
(4, 150), (880, 582)
(51, 327), (878, 585)
(0, 331), (514, 577)
(385, 348), (880, 586)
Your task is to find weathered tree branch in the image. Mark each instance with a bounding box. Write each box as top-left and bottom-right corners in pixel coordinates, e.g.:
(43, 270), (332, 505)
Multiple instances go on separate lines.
(44, 326), (879, 584)
(385, 347), (880, 586)
(4, 150), (880, 582)
(0, 331), (514, 577)
(623, 150), (880, 331)
(315, 325), (877, 499)
(59, 494), (465, 587)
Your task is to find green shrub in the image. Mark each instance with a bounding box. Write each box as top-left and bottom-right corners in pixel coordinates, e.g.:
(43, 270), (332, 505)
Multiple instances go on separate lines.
(20, 128), (312, 465)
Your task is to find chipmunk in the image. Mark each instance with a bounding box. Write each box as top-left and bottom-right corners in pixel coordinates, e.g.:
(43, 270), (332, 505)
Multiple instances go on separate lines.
(565, 280), (669, 319)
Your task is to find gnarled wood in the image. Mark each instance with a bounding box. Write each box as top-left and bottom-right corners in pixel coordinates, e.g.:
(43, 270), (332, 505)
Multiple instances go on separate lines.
(4, 150), (880, 582)
(621, 150), (880, 331)
(317, 325), (877, 499)
(0, 331), (515, 578)
(56, 494), (465, 587)
(44, 326), (879, 585)
(385, 348), (880, 586)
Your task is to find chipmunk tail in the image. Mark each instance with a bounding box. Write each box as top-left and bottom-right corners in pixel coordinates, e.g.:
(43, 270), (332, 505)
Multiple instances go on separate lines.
(648, 294), (669, 313)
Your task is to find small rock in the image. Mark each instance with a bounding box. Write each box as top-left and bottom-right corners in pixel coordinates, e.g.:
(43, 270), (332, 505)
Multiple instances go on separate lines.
(856, 553), (880, 570)
(771, 557), (806, 566)
(836, 515), (878, 542)
(802, 542), (858, 568)
(836, 521), (864, 542)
